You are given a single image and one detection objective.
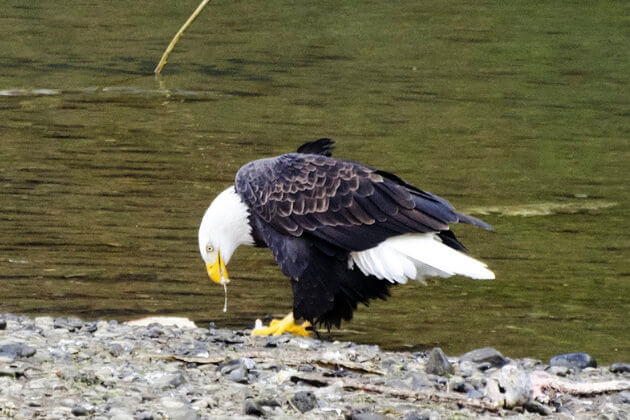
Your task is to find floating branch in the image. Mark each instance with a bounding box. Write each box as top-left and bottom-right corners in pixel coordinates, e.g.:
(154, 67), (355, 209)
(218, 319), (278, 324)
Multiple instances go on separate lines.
(154, 0), (213, 74)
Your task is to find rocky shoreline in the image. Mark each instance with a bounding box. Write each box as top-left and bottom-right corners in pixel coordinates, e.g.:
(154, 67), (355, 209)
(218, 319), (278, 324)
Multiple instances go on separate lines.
(0, 314), (629, 419)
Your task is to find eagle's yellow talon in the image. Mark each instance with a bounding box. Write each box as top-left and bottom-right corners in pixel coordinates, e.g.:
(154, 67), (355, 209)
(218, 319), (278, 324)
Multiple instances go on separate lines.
(252, 312), (312, 337)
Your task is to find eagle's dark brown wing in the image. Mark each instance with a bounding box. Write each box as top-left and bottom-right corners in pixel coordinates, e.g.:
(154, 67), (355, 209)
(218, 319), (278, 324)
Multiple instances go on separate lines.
(234, 151), (488, 253)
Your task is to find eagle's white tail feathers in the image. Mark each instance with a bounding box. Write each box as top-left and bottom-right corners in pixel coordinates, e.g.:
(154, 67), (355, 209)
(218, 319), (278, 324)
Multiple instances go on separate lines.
(350, 233), (495, 284)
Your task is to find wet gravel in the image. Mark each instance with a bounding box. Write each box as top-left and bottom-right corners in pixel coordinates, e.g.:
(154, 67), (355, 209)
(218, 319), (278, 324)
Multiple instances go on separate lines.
(0, 313), (628, 419)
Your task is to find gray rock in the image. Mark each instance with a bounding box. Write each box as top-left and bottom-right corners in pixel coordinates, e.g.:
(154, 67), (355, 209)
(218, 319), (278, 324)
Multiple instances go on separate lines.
(291, 390), (317, 413)
(244, 398), (264, 416)
(351, 412), (388, 420)
(485, 365), (531, 408)
(466, 389), (484, 399)
(159, 397), (197, 420)
(108, 343), (124, 357)
(611, 391), (630, 404)
(228, 367), (248, 383)
(610, 363), (630, 374)
(457, 360), (476, 377)
(71, 404), (94, 416)
(549, 352), (596, 370)
(240, 357), (256, 370)
(425, 347), (453, 376)
(405, 410), (440, 420)
(108, 407), (134, 420)
(154, 372), (187, 388)
(524, 400), (553, 415)
(409, 372), (432, 390)
(0, 343), (36, 359)
(548, 365), (570, 376)
(134, 411), (153, 420)
(460, 347), (508, 368)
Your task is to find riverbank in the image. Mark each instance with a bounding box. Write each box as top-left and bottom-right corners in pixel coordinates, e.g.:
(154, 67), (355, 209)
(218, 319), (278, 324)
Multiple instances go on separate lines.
(0, 314), (628, 419)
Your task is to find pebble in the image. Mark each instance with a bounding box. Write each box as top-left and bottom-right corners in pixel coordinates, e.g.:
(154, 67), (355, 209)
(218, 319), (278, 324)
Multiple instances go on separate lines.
(485, 364), (531, 408)
(548, 365), (570, 376)
(0, 343), (37, 359)
(460, 347), (508, 368)
(550, 352), (597, 370)
(611, 391), (630, 405)
(244, 398), (264, 416)
(610, 363), (630, 374)
(291, 390), (317, 413)
(425, 347), (453, 376)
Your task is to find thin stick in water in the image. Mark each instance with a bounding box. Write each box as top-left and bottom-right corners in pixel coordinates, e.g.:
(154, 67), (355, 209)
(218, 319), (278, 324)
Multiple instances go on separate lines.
(154, 0), (213, 75)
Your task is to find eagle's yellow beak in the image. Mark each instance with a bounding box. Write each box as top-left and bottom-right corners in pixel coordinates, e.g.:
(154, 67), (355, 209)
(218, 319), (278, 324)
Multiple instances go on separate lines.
(206, 252), (229, 285)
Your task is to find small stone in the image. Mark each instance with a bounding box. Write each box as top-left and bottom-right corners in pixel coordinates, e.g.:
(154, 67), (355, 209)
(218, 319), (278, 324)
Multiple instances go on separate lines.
(457, 360), (476, 377)
(611, 391), (630, 404)
(548, 366), (570, 377)
(405, 410), (439, 420)
(460, 347), (508, 368)
(244, 398), (264, 416)
(240, 357), (256, 370)
(610, 363), (630, 374)
(108, 407), (134, 420)
(409, 372), (432, 390)
(228, 367), (248, 383)
(524, 400), (553, 415)
(159, 397), (196, 420)
(71, 404), (93, 416)
(351, 412), (387, 420)
(291, 391), (317, 413)
(549, 352), (596, 370)
(134, 411), (153, 420)
(108, 343), (124, 357)
(485, 365), (531, 408)
(298, 364), (314, 372)
(0, 343), (36, 359)
(425, 347), (454, 376)
(466, 389), (484, 399)
(0, 320), (6, 330)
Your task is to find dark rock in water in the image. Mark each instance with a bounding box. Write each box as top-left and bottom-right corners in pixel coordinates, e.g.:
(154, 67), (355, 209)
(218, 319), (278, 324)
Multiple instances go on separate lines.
(0, 343), (36, 359)
(425, 347), (453, 376)
(549, 352), (596, 370)
(85, 323), (97, 333)
(610, 363), (630, 374)
(611, 391), (630, 405)
(460, 347), (508, 368)
(0, 319), (6, 330)
(291, 391), (317, 413)
(244, 398), (264, 416)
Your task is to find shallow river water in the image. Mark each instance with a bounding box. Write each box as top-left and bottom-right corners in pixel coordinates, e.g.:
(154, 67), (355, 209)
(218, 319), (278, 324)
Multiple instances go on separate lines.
(1, 1), (628, 363)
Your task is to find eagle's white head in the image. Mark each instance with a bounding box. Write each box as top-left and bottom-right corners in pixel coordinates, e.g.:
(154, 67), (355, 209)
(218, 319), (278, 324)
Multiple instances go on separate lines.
(198, 186), (254, 284)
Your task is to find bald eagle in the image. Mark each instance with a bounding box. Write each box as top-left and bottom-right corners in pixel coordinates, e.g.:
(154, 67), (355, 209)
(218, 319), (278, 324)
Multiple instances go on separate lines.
(198, 139), (494, 336)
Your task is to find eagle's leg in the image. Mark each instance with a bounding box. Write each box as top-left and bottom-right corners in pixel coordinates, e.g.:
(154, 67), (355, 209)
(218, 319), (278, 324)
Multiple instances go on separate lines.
(252, 312), (311, 336)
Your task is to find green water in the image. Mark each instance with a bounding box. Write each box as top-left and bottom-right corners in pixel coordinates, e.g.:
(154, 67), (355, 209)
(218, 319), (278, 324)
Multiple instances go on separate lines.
(1, 1), (628, 363)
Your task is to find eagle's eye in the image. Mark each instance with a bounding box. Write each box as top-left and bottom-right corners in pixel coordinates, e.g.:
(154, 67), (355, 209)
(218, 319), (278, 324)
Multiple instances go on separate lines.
(206, 244), (214, 254)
